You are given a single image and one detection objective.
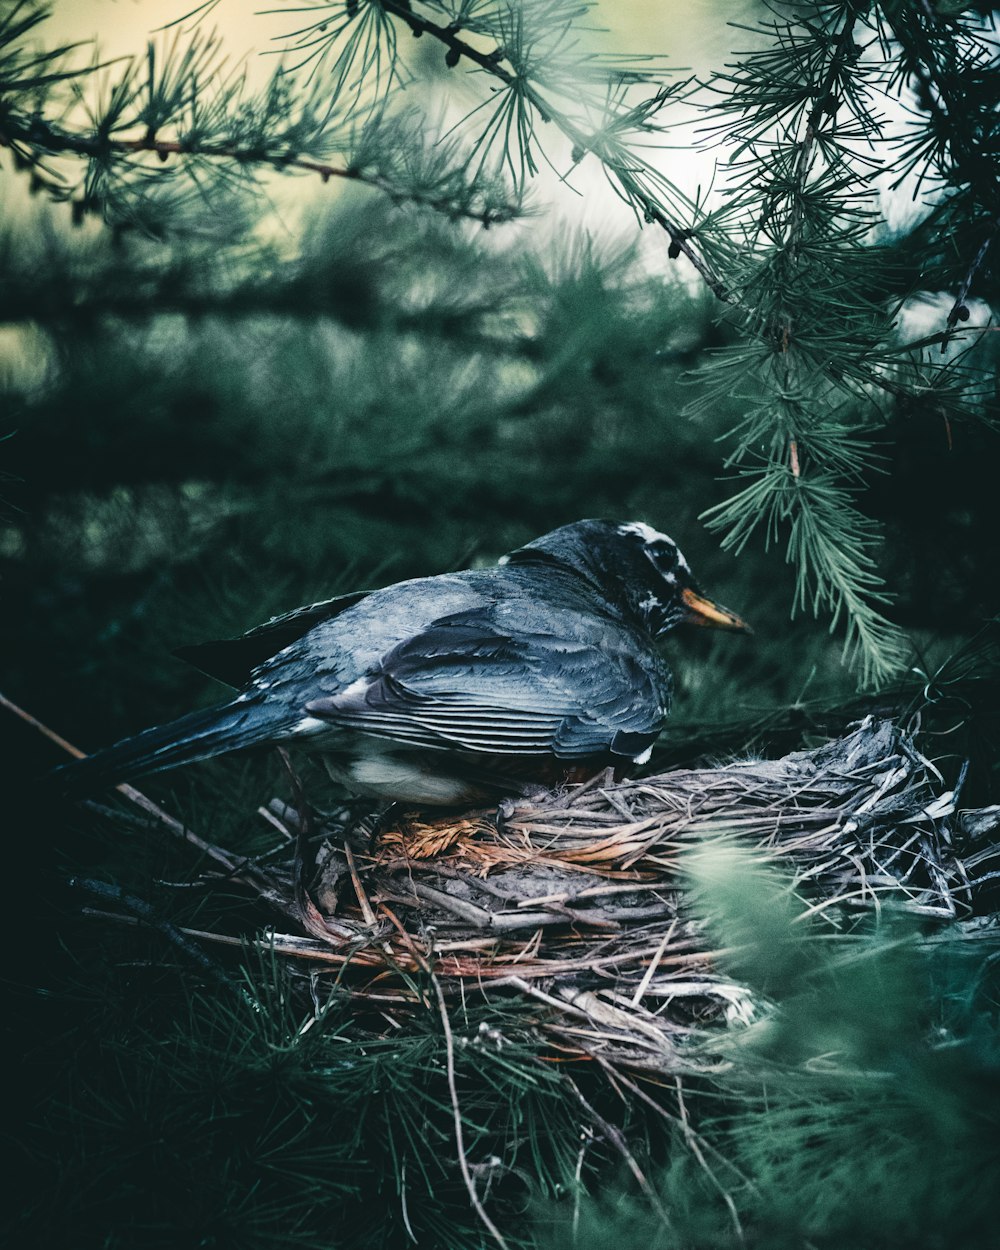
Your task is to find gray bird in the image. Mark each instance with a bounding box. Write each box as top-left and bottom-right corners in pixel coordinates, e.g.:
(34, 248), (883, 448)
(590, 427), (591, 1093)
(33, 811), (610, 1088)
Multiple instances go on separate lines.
(53, 519), (748, 805)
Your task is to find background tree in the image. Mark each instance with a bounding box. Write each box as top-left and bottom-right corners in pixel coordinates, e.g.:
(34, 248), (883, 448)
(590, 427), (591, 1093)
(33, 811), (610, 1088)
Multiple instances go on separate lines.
(3, 2), (999, 1247)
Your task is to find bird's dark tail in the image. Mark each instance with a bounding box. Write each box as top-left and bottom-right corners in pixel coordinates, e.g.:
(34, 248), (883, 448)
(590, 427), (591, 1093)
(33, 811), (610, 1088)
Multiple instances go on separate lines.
(50, 698), (290, 796)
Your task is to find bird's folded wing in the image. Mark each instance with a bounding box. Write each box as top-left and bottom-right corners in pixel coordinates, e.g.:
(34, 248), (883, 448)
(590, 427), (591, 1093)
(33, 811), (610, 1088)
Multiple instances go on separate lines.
(304, 616), (667, 760)
(174, 589), (372, 687)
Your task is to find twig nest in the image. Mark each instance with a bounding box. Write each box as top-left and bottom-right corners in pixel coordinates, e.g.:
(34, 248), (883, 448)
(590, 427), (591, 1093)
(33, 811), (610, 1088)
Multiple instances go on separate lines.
(243, 718), (995, 1074)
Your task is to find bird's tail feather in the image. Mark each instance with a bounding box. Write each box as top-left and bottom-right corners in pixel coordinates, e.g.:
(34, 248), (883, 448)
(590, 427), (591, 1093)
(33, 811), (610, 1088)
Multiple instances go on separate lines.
(50, 698), (288, 796)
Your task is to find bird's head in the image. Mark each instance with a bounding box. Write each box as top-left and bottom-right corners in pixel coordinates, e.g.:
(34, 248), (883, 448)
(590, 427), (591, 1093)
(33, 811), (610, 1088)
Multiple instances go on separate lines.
(502, 518), (750, 638)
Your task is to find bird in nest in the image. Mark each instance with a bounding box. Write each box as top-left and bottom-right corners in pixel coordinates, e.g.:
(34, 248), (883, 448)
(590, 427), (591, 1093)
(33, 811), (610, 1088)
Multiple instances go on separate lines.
(53, 519), (749, 805)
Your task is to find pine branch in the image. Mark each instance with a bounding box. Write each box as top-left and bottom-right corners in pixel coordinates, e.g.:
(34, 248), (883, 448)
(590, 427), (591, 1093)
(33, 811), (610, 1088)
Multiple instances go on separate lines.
(887, 0), (1000, 195)
(370, 0), (731, 298)
(0, 11), (523, 229)
(0, 116), (517, 225)
(882, 2), (1000, 340)
(694, 3), (913, 685)
(783, 5), (866, 254)
(942, 213), (1000, 342)
(70, 875), (255, 1002)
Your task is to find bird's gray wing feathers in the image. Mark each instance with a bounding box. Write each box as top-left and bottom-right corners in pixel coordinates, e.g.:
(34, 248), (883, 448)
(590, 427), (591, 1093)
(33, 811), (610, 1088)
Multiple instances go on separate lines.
(305, 613), (668, 760)
(174, 589), (372, 687)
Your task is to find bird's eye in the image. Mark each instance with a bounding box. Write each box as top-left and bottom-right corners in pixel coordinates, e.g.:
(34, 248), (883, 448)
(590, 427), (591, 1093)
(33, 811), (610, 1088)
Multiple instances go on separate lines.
(648, 544), (677, 573)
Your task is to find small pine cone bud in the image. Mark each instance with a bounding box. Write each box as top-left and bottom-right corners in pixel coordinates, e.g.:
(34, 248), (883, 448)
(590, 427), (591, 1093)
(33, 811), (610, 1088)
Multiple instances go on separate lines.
(346, 0), (359, 18)
(956, 304), (970, 321)
(445, 45), (461, 68)
(71, 199), (86, 226)
(668, 239), (682, 259)
(157, 148), (169, 162)
(571, 145), (584, 163)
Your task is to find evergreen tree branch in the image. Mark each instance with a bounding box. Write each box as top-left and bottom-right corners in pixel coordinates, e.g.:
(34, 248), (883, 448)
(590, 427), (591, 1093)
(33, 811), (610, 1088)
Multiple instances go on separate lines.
(694, 2), (914, 684)
(70, 875), (255, 1002)
(0, 115), (517, 224)
(0, 10), (522, 229)
(882, 2), (1000, 340)
(942, 212), (1000, 344)
(888, 0), (999, 195)
(369, 0), (732, 297)
(783, 5), (865, 252)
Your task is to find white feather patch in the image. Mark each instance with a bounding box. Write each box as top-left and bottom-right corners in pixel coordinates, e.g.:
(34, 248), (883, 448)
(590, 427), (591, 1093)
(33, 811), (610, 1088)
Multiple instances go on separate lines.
(617, 521), (670, 545)
(346, 757), (474, 804)
(339, 676), (371, 701)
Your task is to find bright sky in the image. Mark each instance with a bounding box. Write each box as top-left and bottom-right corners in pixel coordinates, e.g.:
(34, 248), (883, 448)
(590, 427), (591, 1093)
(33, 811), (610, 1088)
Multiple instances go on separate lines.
(50, 0), (753, 72)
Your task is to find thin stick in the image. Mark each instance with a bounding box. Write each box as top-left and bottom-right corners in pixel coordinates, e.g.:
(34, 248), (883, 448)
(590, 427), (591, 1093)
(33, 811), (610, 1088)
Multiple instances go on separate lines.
(345, 842), (378, 928)
(80, 909), (389, 968)
(3, 692), (344, 931)
(70, 876), (260, 1009)
(2, 690), (249, 872)
(430, 973), (511, 1250)
(564, 1077), (673, 1232)
(631, 919), (676, 1007)
(399, 1157), (418, 1245)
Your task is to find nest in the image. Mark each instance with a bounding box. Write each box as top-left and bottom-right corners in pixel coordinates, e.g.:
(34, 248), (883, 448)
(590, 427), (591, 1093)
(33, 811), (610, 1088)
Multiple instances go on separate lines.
(78, 717), (1000, 1076)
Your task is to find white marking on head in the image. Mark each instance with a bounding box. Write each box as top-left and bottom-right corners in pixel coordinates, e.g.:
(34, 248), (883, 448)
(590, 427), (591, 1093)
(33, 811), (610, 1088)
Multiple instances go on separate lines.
(617, 521), (671, 546)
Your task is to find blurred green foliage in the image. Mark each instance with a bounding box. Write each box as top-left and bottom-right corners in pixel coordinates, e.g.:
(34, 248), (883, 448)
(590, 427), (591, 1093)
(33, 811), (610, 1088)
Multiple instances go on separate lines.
(0, 197), (803, 740)
(538, 846), (1000, 1250)
(2, 195), (998, 755)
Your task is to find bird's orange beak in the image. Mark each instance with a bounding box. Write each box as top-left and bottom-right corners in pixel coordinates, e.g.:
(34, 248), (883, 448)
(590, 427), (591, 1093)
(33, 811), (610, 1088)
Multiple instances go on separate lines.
(681, 587), (751, 632)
